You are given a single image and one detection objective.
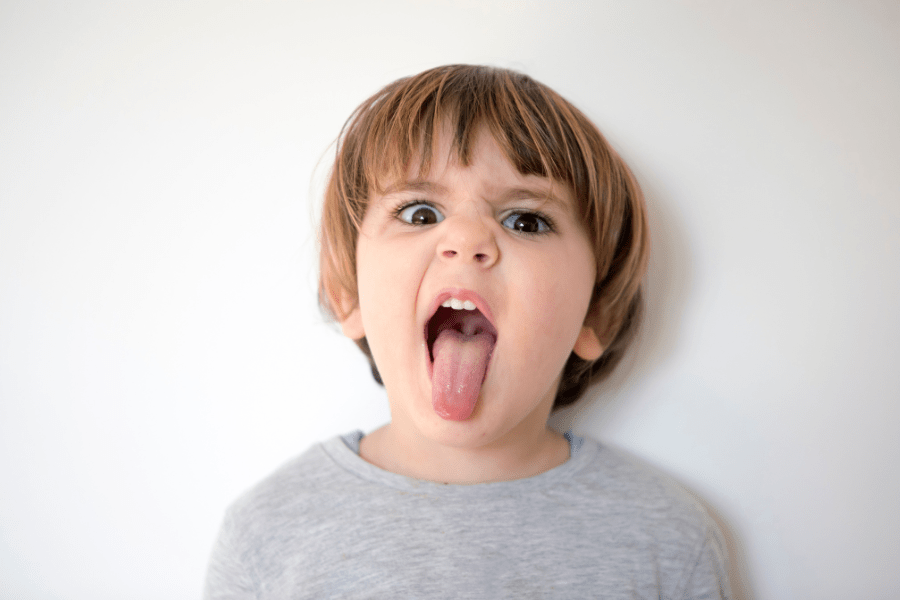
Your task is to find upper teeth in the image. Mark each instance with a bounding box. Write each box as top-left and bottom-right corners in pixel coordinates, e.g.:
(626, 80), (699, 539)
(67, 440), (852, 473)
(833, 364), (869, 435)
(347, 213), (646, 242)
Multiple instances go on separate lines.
(442, 298), (476, 310)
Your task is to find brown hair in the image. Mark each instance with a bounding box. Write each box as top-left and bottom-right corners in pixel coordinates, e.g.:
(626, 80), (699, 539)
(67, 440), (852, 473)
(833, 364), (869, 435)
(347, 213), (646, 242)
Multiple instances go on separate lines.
(319, 64), (649, 409)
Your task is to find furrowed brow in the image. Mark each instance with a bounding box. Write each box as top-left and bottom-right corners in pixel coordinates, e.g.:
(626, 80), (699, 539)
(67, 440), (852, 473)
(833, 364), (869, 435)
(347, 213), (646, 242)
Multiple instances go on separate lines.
(500, 186), (570, 212)
(381, 180), (447, 196)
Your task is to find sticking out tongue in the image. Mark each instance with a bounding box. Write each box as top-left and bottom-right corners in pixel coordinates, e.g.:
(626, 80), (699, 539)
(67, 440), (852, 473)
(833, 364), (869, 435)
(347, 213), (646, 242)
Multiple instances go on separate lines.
(430, 309), (496, 421)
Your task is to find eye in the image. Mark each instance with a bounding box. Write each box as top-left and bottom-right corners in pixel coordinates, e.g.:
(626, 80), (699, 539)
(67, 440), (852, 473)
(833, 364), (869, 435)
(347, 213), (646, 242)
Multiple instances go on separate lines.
(396, 202), (444, 225)
(501, 212), (553, 235)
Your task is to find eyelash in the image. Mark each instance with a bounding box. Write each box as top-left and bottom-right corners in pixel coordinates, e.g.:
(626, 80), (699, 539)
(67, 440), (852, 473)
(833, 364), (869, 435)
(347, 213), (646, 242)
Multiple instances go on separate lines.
(501, 211), (555, 236)
(393, 200), (444, 225)
(392, 200), (555, 236)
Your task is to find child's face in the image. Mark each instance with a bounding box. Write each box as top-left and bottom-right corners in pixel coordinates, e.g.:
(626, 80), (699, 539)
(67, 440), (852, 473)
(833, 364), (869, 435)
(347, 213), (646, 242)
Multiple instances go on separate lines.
(342, 128), (602, 449)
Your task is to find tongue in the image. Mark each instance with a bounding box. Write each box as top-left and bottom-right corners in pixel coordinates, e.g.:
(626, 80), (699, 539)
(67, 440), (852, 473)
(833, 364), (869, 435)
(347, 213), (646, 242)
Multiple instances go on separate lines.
(431, 328), (494, 421)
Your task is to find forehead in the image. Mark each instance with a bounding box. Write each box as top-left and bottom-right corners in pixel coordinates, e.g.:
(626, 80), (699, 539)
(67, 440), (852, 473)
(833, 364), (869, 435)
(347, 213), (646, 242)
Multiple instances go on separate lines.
(376, 128), (577, 211)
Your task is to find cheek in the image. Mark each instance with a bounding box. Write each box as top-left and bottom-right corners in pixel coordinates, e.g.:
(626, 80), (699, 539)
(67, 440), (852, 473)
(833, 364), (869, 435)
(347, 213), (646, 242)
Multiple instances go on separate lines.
(536, 245), (595, 344)
(522, 244), (594, 318)
(506, 252), (593, 373)
(357, 237), (419, 302)
(355, 235), (428, 348)
(355, 237), (394, 341)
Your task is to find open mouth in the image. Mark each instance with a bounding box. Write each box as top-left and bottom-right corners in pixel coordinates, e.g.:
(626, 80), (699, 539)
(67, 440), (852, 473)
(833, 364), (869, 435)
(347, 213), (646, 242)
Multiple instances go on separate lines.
(425, 296), (498, 421)
(426, 305), (497, 361)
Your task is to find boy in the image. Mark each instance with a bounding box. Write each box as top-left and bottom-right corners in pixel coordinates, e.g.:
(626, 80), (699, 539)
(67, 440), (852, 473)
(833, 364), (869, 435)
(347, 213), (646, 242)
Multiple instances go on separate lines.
(205, 65), (731, 599)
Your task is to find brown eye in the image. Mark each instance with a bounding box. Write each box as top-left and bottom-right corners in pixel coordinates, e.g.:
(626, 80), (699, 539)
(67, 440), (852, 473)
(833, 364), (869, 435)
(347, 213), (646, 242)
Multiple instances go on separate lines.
(502, 212), (551, 234)
(398, 203), (444, 225)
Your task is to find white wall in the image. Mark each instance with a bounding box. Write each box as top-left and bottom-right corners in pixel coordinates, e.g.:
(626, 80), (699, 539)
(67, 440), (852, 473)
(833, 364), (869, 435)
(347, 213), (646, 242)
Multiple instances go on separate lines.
(1, 1), (898, 598)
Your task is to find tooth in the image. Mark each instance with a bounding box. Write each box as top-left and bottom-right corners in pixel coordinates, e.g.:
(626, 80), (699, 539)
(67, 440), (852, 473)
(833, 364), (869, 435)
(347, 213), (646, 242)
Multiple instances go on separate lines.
(450, 298), (463, 310)
(462, 300), (476, 310)
(442, 299), (452, 307)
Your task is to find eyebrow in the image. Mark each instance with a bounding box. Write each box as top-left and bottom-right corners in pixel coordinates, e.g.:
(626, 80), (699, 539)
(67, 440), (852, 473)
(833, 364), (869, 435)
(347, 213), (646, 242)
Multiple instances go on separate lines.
(499, 186), (571, 213)
(381, 180), (448, 196)
(381, 181), (571, 213)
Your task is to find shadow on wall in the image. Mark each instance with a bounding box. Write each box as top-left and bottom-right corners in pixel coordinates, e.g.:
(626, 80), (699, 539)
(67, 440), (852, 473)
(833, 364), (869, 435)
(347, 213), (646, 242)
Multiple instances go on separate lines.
(551, 171), (755, 600)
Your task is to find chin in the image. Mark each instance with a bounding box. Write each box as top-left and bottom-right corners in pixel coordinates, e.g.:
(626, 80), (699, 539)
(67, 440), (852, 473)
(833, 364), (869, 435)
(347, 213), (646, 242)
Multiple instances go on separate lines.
(415, 403), (523, 450)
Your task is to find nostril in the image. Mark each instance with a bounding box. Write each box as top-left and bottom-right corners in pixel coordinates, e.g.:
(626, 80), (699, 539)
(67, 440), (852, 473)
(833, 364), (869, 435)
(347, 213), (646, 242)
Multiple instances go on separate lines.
(474, 253), (488, 262)
(443, 250), (457, 258)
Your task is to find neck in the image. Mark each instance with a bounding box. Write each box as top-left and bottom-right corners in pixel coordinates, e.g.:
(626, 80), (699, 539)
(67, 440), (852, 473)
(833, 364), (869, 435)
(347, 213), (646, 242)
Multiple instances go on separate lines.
(358, 422), (571, 484)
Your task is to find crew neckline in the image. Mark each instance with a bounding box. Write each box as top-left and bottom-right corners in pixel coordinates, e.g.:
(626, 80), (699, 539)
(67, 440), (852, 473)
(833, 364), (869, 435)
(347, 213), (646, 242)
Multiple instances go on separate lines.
(320, 429), (597, 494)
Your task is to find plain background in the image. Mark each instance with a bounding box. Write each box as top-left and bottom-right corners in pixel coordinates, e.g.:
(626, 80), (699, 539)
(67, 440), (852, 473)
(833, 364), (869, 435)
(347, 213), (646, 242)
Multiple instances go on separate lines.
(1, 1), (898, 598)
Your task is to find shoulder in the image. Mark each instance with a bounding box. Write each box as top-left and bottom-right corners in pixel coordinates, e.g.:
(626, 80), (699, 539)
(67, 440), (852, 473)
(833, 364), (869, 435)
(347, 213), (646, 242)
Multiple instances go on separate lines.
(569, 436), (709, 515)
(206, 436), (365, 588)
(205, 435), (373, 598)
(226, 435), (359, 526)
(559, 436), (731, 595)
(559, 436), (723, 555)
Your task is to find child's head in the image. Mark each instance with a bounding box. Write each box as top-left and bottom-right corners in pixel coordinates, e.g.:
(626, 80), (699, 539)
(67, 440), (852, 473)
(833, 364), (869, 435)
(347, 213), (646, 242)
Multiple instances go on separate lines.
(319, 64), (649, 412)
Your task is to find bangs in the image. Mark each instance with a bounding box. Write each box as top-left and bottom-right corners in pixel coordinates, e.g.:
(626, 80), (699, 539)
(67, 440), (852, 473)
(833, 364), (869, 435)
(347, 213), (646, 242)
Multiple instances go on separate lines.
(344, 66), (601, 224)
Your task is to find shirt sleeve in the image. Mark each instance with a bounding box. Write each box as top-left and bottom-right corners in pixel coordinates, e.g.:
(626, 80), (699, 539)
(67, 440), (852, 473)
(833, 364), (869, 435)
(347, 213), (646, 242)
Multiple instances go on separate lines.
(677, 516), (733, 600)
(203, 509), (259, 600)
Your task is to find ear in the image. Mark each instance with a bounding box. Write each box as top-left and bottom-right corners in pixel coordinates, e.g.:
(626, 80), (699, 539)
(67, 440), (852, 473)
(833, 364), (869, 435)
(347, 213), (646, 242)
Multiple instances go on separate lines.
(573, 325), (604, 361)
(573, 302), (607, 361)
(339, 305), (365, 340)
(328, 283), (365, 340)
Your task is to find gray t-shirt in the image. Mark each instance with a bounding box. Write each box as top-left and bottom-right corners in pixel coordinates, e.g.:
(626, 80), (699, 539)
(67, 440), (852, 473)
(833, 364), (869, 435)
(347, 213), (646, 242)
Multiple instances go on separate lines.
(204, 432), (731, 599)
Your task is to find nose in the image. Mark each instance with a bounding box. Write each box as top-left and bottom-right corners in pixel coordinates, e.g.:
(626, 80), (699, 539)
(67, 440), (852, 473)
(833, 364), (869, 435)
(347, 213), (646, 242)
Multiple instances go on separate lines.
(436, 213), (499, 267)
